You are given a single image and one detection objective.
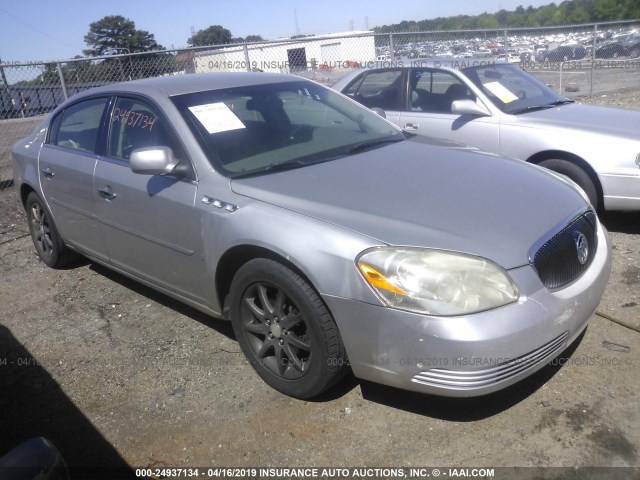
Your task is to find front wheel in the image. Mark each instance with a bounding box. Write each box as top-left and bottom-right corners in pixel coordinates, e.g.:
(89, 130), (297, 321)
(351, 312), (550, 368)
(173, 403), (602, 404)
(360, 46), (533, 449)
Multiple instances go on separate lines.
(538, 159), (599, 210)
(228, 258), (348, 399)
(25, 192), (76, 268)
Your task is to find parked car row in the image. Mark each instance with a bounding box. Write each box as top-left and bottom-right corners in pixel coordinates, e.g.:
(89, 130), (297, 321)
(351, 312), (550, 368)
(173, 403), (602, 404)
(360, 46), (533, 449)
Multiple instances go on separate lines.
(376, 27), (639, 63)
(595, 34), (640, 59)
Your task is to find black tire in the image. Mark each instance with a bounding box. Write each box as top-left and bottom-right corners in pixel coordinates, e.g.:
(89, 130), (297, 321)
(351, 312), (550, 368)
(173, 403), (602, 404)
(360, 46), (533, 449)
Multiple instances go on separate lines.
(25, 192), (76, 268)
(228, 258), (348, 399)
(538, 159), (598, 209)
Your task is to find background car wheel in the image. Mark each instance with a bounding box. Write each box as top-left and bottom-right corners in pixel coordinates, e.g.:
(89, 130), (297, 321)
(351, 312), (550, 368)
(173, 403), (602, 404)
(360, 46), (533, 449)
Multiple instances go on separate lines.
(228, 258), (348, 399)
(538, 159), (598, 209)
(25, 192), (76, 268)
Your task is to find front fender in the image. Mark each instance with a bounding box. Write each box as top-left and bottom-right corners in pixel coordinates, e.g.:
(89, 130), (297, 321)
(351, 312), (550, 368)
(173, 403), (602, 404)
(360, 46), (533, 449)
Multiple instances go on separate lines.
(203, 200), (384, 313)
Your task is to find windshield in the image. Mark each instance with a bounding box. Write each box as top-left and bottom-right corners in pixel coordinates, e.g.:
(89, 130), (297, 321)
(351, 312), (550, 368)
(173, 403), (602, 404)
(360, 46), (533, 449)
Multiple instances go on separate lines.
(172, 80), (403, 177)
(461, 63), (568, 115)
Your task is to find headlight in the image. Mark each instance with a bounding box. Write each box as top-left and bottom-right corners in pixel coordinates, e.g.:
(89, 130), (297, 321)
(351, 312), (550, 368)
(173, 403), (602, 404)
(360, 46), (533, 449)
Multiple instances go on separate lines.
(357, 247), (519, 316)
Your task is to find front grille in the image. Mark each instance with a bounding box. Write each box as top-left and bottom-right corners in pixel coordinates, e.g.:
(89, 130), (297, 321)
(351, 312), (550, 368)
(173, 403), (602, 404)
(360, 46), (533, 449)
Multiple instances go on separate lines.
(533, 211), (597, 290)
(411, 332), (569, 390)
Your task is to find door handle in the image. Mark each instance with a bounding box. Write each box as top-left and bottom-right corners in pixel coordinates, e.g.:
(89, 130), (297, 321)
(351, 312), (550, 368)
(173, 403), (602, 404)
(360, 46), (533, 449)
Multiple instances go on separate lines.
(97, 186), (117, 201)
(404, 123), (419, 131)
(41, 168), (55, 179)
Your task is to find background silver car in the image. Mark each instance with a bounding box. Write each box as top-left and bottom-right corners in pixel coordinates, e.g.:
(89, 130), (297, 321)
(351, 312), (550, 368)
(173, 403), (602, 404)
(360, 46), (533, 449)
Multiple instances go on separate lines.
(333, 60), (640, 212)
(13, 73), (610, 399)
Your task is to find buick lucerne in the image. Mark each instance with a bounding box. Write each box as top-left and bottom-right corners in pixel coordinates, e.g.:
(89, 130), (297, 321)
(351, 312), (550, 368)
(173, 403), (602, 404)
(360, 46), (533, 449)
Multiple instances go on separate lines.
(13, 73), (611, 399)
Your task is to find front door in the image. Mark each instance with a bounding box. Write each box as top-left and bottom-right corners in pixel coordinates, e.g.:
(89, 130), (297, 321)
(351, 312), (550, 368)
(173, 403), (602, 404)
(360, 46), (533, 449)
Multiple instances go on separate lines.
(93, 96), (209, 304)
(399, 69), (500, 153)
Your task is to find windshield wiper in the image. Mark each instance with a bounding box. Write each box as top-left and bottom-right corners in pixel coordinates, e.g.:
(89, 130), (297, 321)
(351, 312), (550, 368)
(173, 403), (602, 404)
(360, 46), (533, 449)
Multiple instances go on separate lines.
(263, 160), (308, 173)
(344, 138), (404, 155)
(232, 160), (308, 178)
(513, 99), (575, 114)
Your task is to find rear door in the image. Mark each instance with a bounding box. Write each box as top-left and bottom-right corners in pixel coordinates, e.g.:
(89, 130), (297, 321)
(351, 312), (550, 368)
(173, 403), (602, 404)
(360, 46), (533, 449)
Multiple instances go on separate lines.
(38, 96), (110, 261)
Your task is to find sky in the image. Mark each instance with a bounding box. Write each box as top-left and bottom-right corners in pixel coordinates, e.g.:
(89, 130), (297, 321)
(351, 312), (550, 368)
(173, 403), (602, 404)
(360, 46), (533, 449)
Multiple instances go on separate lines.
(0, 0), (557, 62)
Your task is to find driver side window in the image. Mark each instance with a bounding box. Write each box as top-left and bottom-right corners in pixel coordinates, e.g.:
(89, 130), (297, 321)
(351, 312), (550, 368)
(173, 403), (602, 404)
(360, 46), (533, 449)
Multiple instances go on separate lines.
(107, 98), (178, 162)
(411, 70), (474, 113)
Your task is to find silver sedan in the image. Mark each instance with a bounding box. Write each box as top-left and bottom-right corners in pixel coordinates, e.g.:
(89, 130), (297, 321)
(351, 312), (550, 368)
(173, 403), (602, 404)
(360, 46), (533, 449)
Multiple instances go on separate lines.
(333, 60), (640, 211)
(13, 73), (610, 399)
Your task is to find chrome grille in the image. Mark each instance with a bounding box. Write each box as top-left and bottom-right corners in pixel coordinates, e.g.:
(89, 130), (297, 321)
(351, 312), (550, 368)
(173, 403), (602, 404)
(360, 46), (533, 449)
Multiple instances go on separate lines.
(533, 211), (597, 290)
(411, 332), (568, 390)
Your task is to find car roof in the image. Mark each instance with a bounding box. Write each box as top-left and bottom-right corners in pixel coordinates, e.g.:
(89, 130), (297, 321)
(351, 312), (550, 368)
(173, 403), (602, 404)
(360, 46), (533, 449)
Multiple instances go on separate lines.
(73, 72), (305, 100)
(331, 57), (508, 88)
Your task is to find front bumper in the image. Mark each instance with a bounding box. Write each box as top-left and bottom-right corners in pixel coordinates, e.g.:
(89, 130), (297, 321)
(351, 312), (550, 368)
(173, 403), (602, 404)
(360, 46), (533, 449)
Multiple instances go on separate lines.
(323, 223), (611, 397)
(601, 173), (640, 211)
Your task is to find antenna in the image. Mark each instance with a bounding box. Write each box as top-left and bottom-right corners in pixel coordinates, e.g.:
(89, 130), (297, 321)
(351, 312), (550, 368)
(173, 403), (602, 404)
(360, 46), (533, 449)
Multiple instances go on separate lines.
(364, 16), (369, 30)
(349, 19), (354, 31)
(294, 9), (300, 36)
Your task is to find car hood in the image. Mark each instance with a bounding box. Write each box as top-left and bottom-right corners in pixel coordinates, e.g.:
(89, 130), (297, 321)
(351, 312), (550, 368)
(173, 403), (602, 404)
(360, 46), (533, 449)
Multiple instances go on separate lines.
(231, 139), (587, 269)
(511, 103), (640, 138)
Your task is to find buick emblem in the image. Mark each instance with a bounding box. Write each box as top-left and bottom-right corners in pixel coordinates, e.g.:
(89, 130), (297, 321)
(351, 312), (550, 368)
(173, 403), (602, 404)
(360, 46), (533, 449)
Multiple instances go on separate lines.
(575, 232), (589, 265)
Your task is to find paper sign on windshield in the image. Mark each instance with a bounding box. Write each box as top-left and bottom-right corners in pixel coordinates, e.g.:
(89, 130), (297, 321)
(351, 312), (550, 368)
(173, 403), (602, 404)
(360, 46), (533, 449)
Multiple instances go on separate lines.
(188, 103), (245, 134)
(483, 82), (519, 103)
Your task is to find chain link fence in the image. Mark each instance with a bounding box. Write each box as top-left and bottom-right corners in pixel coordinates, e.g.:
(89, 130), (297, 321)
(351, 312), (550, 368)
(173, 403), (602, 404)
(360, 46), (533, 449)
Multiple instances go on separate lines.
(1, 19), (639, 190)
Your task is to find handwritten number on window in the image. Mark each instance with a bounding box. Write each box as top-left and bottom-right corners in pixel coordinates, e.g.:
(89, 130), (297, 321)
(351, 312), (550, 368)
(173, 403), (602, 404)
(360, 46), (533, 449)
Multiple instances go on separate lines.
(112, 108), (156, 132)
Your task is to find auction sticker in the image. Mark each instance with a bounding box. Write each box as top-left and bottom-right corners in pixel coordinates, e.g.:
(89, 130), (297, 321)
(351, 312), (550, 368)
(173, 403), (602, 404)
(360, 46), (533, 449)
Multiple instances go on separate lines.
(483, 82), (519, 103)
(189, 103), (245, 134)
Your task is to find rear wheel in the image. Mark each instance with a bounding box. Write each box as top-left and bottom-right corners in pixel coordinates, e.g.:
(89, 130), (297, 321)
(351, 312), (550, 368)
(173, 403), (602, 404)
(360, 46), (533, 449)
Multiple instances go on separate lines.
(538, 159), (598, 209)
(228, 258), (348, 399)
(25, 192), (76, 268)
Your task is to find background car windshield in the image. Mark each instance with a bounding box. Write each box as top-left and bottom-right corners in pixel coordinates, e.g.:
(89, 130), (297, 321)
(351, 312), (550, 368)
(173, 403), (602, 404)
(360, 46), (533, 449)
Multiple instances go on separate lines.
(461, 64), (566, 114)
(172, 80), (402, 177)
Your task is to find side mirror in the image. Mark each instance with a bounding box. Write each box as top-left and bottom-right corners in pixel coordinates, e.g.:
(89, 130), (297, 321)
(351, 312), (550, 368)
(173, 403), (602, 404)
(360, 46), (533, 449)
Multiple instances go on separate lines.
(0, 437), (69, 480)
(370, 107), (386, 119)
(451, 99), (491, 117)
(130, 146), (179, 176)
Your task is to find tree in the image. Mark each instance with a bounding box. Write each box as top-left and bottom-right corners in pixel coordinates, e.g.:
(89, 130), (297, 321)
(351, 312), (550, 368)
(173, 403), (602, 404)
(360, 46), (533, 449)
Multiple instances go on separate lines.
(83, 15), (162, 56)
(372, 0), (639, 32)
(187, 25), (232, 47)
(232, 34), (264, 43)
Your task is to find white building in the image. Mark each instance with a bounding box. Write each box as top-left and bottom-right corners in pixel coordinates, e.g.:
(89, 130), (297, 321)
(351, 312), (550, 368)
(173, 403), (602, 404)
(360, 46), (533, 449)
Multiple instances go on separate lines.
(193, 31), (376, 75)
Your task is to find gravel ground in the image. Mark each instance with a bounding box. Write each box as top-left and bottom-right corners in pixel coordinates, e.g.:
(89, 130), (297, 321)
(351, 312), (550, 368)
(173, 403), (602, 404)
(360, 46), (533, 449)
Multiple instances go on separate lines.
(0, 92), (639, 478)
(581, 90), (640, 109)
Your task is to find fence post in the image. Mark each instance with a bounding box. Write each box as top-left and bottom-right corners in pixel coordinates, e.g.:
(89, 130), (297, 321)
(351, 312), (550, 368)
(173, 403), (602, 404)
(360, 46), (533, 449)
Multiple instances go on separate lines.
(243, 44), (251, 72)
(503, 28), (508, 52)
(56, 62), (68, 100)
(389, 34), (394, 59)
(0, 59), (11, 116)
(590, 23), (598, 98)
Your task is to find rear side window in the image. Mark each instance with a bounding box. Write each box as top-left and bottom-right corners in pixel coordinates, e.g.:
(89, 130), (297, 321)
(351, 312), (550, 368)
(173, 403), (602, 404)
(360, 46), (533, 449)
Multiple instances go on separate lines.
(343, 70), (403, 110)
(48, 97), (108, 153)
